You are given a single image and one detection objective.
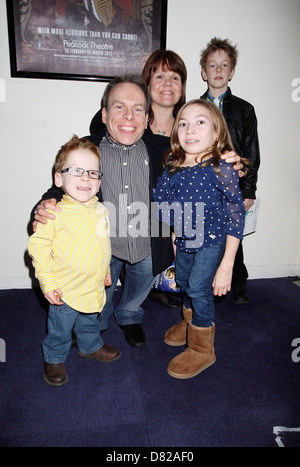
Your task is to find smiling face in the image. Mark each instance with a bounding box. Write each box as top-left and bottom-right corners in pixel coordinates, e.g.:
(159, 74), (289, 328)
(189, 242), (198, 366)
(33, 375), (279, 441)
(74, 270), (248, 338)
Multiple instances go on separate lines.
(201, 49), (235, 97)
(177, 103), (217, 160)
(148, 65), (183, 110)
(55, 148), (101, 206)
(101, 82), (148, 146)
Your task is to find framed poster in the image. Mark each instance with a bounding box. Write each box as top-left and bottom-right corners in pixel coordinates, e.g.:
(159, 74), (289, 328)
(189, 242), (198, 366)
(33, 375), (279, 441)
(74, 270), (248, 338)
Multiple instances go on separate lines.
(6, 0), (168, 82)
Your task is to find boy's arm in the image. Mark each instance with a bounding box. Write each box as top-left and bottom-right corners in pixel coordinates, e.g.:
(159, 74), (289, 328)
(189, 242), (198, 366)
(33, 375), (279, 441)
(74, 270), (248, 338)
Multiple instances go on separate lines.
(28, 217), (59, 294)
(240, 106), (260, 199)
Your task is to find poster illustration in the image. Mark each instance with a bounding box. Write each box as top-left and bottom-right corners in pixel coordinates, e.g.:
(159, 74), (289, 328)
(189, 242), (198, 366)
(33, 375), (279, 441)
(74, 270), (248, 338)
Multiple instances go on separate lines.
(7, 0), (167, 81)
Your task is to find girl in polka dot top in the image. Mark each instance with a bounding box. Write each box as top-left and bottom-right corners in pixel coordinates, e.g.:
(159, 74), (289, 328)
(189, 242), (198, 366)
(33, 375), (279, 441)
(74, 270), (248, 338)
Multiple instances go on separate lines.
(152, 99), (247, 379)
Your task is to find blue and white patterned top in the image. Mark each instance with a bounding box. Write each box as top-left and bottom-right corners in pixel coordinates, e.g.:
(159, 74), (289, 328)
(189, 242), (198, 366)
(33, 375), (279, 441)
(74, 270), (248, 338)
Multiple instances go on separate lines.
(152, 159), (245, 252)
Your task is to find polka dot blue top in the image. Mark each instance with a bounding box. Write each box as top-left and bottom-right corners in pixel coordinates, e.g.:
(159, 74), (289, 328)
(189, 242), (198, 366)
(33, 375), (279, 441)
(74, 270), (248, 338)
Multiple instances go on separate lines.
(152, 159), (245, 252)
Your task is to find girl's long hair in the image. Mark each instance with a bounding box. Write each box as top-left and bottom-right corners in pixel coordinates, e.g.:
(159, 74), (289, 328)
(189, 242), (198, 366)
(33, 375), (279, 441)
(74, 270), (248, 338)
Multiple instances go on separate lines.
(163, 99), (248, 175)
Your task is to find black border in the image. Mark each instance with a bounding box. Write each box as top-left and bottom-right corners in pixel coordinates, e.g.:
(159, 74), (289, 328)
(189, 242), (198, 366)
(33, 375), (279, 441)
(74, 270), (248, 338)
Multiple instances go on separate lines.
(6, 0), (168, 82)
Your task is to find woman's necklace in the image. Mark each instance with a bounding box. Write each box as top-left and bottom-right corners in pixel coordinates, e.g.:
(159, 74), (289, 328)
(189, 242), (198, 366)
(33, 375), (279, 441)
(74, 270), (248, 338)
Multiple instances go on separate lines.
(152, 119), (174, 136)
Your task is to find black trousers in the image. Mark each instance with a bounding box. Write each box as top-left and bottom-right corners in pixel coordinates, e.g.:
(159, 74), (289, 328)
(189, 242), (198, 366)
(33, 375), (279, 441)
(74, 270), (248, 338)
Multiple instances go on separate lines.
(232, 241), (248, 287)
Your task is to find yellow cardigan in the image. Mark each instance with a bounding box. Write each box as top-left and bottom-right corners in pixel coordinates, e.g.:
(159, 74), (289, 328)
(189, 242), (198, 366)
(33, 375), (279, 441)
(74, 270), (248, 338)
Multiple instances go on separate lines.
(28, 194), (111, 313)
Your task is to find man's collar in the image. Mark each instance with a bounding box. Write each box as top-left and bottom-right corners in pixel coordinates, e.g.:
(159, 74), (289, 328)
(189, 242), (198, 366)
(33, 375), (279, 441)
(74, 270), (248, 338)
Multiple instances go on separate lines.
(103, 132), (142, 150)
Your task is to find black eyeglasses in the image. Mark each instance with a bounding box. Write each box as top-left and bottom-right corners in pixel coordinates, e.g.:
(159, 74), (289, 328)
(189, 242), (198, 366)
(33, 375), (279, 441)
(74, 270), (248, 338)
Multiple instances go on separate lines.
(61, 167), (103, 179)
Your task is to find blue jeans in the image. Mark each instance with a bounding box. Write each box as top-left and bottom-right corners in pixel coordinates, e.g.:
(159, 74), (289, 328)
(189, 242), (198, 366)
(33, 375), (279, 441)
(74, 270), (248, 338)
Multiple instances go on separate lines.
(99, 254), (156, 329)
(175, 244), (225, 327)
(42, 302), (103, 364)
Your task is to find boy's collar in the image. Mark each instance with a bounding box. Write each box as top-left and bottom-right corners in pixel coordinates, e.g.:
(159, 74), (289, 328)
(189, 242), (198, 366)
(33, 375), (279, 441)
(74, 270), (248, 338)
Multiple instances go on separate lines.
(62, 193), (98, 208)
(207, 90), (228, 102)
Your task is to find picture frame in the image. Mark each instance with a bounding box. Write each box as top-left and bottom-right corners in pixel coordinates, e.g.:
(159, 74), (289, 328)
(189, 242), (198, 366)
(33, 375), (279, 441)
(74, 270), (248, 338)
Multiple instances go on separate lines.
(6, 0), (168, 82)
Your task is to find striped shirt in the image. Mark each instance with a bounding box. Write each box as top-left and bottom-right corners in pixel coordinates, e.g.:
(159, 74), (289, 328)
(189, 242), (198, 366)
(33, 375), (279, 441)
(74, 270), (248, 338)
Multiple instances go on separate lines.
(99, 134), (151, 264)
(28, 194), (111, 313)
(206, 91), (227, 112)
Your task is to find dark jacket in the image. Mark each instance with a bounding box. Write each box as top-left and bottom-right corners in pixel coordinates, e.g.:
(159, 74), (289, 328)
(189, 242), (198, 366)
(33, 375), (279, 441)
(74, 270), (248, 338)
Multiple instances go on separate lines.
(31, 128), (174, 277)
(89, 109), (104, 135)
(201, 88), (260, 199)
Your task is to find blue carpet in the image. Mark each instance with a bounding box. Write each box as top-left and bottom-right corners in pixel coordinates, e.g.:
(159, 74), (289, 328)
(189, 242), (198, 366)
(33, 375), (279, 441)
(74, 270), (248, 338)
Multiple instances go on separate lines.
(0, 277), (299, 448)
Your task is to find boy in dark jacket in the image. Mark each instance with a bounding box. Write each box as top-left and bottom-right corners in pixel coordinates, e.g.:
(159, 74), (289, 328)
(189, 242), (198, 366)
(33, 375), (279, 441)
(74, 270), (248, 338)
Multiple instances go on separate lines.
(200, 37), (260, 304)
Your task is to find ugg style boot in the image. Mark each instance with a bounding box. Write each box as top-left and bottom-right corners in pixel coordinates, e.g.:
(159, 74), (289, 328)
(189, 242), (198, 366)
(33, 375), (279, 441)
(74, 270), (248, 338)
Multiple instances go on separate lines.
(164, 305), (193, 346)
(167, 322), (216, 379)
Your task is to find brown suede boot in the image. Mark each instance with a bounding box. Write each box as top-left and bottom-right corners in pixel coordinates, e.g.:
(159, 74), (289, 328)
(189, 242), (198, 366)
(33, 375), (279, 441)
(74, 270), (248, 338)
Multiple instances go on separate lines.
(167, 322), (216, 379)
(164, 305), (193, 346)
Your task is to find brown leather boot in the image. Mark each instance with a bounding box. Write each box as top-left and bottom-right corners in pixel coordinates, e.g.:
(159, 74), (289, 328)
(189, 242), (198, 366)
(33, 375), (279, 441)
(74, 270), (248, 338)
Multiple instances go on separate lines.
(164, 305), (193, 346)
(167, 322), (216, 379)
(43, 361), (68, 387)
(78, 344), (121, 362)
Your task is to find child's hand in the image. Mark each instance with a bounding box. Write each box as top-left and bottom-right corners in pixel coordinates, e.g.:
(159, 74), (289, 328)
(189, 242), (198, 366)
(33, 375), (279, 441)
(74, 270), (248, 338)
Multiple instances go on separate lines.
(105, 273), (112, 287)
(44, 288), (63, 305)
(212, 266), (232, 296)
(244, 198), (255, 212)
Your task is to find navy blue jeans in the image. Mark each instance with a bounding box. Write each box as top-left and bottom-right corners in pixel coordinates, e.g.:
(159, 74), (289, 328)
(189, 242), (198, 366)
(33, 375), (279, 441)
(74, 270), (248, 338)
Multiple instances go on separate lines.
(175, 244), (225, 327)
(98, 254), (156, 330)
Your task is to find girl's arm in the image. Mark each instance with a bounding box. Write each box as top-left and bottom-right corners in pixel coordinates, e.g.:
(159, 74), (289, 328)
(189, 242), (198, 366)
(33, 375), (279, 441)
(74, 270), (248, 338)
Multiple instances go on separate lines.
(212, 161), (246, 240)
(212, 235), (240, 296)
(208, 162), (245, 296)
(152, 168), (176, 226)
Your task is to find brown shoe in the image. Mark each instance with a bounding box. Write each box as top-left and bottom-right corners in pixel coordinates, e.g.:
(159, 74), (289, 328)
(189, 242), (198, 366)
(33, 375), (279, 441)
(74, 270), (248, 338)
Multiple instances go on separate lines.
(78, 344), (121, 363)
(43, 361), (68, 387)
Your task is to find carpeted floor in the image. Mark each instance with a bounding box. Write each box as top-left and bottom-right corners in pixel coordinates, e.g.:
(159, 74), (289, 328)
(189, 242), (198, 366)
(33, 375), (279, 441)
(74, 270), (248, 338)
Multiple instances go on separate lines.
(0, 277), (299, 448)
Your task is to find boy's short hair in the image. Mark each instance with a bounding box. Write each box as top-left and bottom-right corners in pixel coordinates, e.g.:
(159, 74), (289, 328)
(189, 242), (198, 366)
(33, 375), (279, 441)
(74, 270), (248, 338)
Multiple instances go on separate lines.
(200, 37), (238, 70)
(54, 135), (100, 173)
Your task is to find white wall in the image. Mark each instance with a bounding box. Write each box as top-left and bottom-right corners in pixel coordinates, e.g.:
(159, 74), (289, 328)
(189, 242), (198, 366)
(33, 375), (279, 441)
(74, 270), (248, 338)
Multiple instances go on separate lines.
(0, 0), (299, 289)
